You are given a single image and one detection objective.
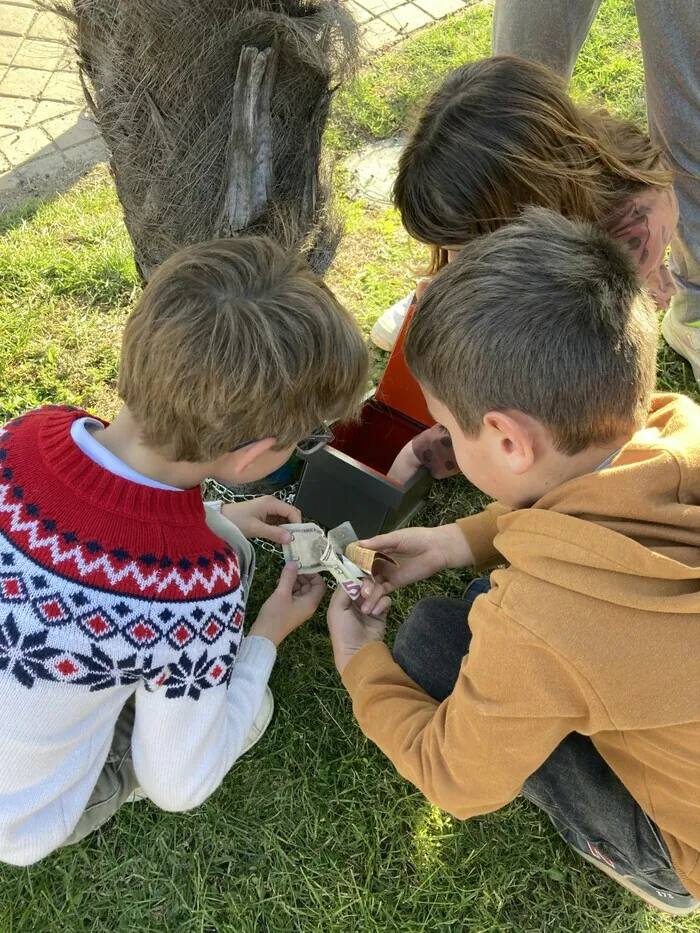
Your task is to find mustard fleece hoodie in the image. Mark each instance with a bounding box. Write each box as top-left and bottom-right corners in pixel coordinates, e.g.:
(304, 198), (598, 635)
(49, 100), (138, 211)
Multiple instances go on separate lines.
(343, 394), (700, 896)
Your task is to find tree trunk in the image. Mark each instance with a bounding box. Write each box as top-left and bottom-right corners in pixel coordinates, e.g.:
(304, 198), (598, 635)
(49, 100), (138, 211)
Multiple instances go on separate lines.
(51, 1), (359, 280)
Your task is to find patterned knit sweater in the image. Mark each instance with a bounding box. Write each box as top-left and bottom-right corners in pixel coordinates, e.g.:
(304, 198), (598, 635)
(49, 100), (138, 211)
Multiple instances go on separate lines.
(0, 406), (276, 865)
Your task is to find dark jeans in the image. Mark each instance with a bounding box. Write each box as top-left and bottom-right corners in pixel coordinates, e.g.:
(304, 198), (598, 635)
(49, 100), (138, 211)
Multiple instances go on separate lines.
(392, 579), (691, 899)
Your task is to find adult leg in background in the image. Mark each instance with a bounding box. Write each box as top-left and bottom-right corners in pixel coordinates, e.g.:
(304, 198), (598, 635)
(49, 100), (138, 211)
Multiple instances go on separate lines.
(636, 0), (700, 377)
(492, 0), (602, 79)
(391, 580), (694, 910)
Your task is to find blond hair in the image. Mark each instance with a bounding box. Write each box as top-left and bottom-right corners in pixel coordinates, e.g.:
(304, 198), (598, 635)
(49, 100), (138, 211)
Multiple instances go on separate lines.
(119, 237), (369, 461)
(394, 57), (671, 274)
(406, 209), (658, 455)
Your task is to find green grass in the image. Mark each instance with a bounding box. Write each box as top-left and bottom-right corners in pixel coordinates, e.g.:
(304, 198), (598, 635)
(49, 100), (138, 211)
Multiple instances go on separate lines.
(1, 1), (699, 930)
(327, 0), (647, 152)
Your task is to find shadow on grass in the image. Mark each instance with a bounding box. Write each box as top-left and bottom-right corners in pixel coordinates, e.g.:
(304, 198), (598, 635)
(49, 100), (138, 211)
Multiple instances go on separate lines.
(1, 118), (107, 237)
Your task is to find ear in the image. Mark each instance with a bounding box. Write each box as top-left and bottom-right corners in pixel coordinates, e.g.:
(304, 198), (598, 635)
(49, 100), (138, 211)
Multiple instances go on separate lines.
(226, 438), (278, 479)
(483, 411), (536, 475)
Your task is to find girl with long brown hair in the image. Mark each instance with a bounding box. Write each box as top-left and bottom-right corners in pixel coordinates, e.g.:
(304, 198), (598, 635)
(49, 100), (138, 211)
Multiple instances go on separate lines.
(382, 56), (679, 484)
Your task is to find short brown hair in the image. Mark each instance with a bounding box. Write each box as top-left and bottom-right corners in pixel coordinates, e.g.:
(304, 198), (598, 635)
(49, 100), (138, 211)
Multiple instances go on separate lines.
(394, 57), (670, 274)
(405, 208), (657, 455)
(119, 237), (369, 461)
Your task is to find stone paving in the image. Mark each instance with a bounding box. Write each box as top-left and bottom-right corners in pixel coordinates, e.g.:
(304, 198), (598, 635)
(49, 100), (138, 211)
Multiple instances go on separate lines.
(0, 0), (470, 208)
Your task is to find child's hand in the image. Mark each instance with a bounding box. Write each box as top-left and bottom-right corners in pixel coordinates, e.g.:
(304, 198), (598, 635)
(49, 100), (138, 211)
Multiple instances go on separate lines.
(356, 525), (474, 613)
(249, 563), (325, 646)
(221, 496), (301, 545)
(327, 587), (390, 675)
(387, 442), (422, 485)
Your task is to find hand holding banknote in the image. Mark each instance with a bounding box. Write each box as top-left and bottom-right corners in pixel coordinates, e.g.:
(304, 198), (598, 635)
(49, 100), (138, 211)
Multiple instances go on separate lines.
(250, 562), (325, 647)
(327, 585), (391, 675)
(357, 524), (474, 614)
(281, 522), (398, 602)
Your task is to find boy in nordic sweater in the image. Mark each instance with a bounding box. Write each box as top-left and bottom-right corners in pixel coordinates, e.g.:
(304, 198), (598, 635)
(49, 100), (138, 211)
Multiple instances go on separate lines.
(328, 210), (700, 916)
(0, 237), (368, 865)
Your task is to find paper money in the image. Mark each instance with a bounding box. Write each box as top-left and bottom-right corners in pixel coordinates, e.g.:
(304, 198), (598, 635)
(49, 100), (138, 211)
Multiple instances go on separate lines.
(281, 523), (329, 573)
(327, 521), (357, 555)
(282, 523), (364, 600)
(329, 521), (398, 577)
(282, 521), (399, 599)
(327, 554), (364, 601)
(345, 540), (398, 576)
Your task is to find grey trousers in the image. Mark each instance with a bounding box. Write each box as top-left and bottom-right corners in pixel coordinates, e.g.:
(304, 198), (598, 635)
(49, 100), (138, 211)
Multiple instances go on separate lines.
(62, 509), (255, 847)
(493, 0), (700, 324)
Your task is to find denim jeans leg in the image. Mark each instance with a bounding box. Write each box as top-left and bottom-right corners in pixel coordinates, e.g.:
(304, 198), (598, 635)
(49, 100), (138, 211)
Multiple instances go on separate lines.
(522, 732), (690, 897)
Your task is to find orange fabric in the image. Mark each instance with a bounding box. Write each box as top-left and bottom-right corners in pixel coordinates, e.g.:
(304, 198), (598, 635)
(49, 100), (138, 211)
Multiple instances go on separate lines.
(375, 299), (434, 427)
(344, 394), (700, 897)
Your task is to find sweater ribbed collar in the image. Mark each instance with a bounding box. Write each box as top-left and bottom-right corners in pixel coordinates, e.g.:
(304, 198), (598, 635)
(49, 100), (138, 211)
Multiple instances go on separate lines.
(35, 407), (206, 526)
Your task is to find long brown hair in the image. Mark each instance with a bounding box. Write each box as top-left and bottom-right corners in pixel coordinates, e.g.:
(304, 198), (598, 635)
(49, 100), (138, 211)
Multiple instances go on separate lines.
(394, 57), (671, 273)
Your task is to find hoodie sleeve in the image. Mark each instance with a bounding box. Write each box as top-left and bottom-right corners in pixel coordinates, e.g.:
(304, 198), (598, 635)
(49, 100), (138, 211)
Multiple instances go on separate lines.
(342, 596), (609, 820)
(456, 502), (510, 572)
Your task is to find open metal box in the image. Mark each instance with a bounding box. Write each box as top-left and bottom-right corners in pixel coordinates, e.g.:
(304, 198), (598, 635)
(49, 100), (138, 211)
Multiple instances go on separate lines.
(294, 301), (435, 539)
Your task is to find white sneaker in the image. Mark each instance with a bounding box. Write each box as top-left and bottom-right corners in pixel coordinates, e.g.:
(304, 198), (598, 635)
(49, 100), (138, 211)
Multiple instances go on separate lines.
(662, 308), (700, 382)
(371, 291), (414, 352)
(241, 687), (275, 756)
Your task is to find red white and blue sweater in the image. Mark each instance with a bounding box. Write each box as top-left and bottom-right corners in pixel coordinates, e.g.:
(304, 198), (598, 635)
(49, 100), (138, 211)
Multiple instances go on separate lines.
(0, 406), (276, 865)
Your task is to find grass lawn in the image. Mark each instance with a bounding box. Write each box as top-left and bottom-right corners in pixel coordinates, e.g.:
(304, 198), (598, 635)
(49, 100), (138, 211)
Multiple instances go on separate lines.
(1, 1), (699, 930)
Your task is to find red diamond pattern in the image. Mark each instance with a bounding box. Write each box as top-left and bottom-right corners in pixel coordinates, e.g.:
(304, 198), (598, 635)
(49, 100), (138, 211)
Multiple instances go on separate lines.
(201, 616), (224, 644)
(167, 620), (195, 649)
(35, 596), (70, 625)
(55, 657), (79, 677)
(79, 612), (114, 639)
(126, 621), (158, 647)
(230, 608), (243, 632)
(174, 624), (192, 644)
(87, 615), (109, 635)
(1, 576), (24, 600)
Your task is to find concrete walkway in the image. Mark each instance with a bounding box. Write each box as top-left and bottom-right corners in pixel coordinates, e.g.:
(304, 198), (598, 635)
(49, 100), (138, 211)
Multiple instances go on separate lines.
(0, 0), (104, 205)
(0, 0), (469, 208)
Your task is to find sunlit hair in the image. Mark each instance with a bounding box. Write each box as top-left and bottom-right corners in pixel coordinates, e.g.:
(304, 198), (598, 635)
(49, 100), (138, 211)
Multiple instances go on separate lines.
(406, 209), (658, 455)
(119, 237), (369, 462)
(394, 56), (670, 273)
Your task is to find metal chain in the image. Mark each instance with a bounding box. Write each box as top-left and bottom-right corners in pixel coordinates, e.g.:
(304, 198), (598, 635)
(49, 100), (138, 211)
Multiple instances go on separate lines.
(203, 478), (339, 590)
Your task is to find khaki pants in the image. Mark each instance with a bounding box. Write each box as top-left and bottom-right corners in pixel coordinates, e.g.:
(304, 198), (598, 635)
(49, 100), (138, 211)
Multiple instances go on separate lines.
(63, 510), (255, 846)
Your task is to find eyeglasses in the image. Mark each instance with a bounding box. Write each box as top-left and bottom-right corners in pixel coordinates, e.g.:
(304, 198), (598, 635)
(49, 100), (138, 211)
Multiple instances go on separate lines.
(230, 427), (334, 456)
(296, 429), (334, 456)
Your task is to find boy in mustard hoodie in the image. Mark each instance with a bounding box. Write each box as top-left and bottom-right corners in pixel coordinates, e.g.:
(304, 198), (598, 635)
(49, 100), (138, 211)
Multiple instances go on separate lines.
(326, 208), (700, 916)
